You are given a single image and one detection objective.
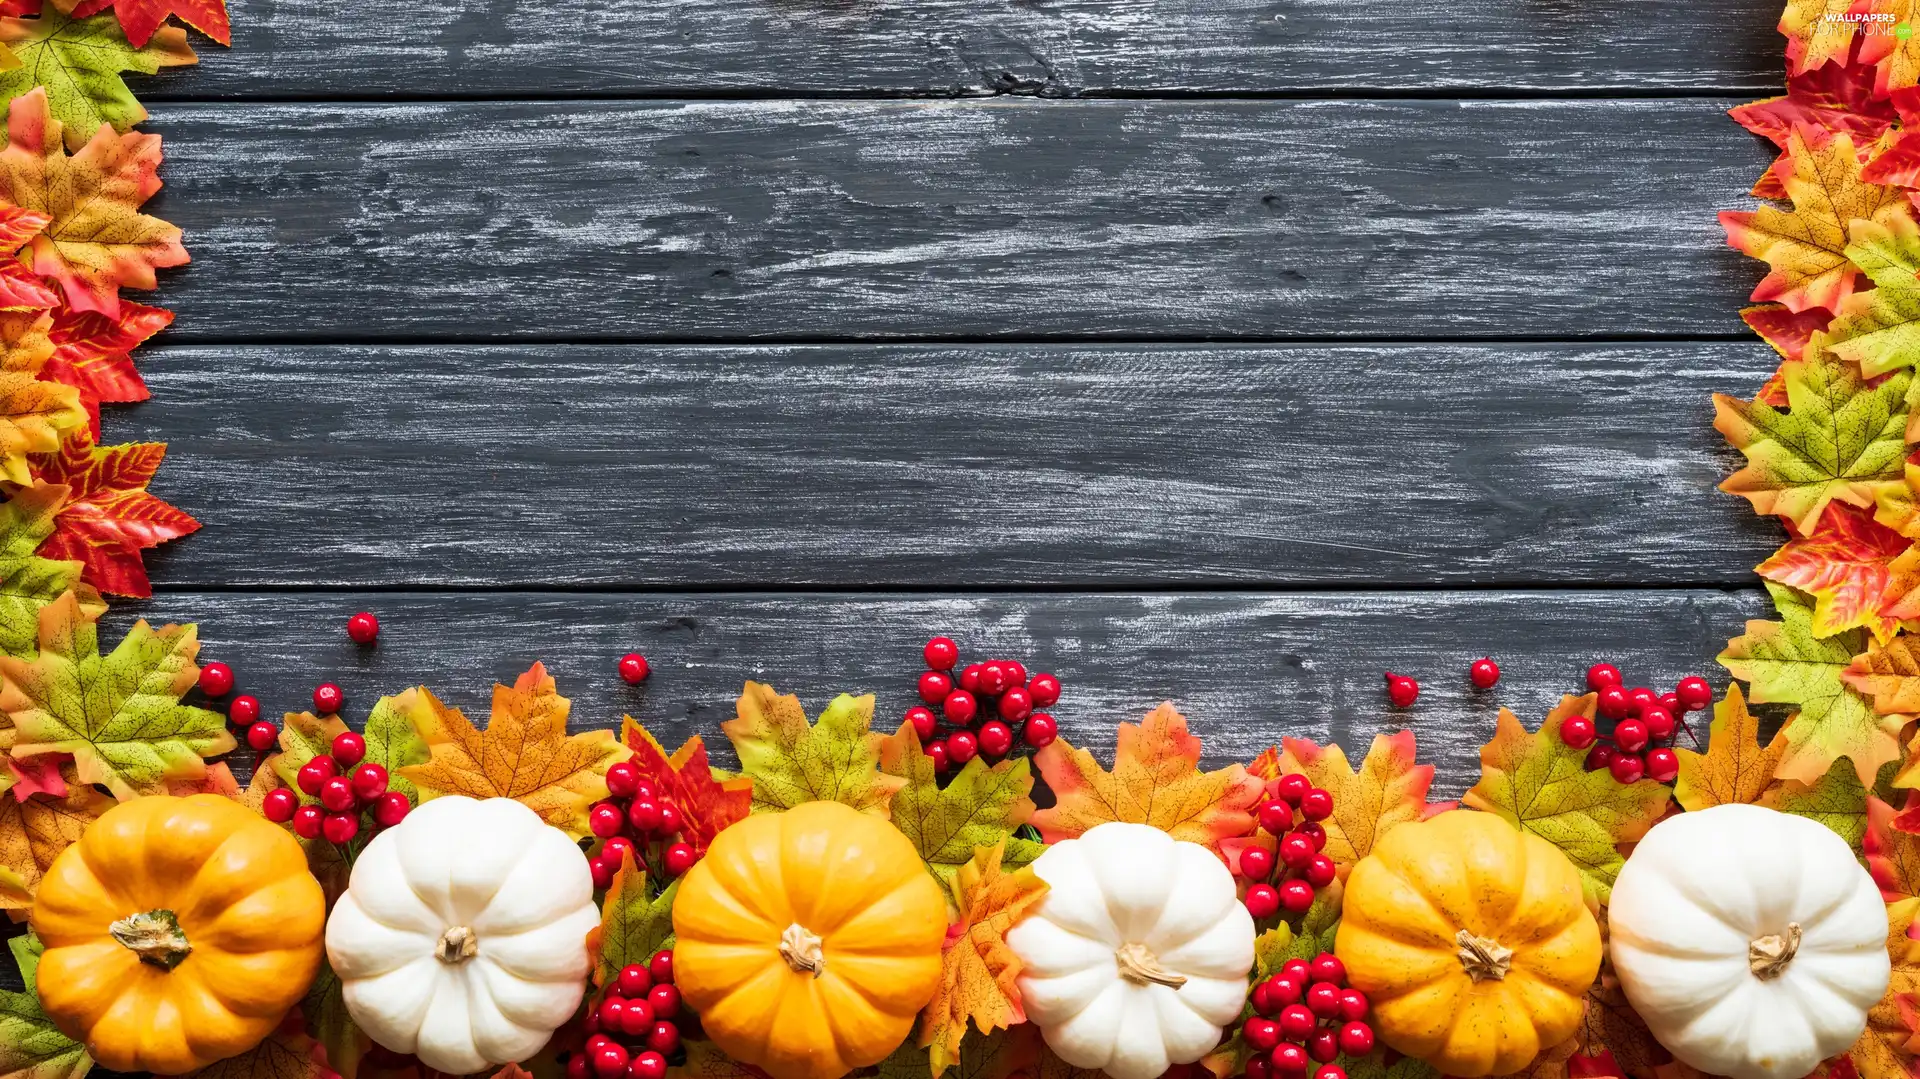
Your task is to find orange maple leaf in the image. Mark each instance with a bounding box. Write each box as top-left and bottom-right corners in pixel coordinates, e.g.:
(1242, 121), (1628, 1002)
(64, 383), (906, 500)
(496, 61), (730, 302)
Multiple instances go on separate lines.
(0, 760), (109, 918)
(0, 309), (79, 484)
(397, 662), (631, 839)
(1672, 684), (1789, 812)
(618, 719), (751, 857)
(1867, 797), (1920, 901)
(1847, 637), (1920, 727)
(40, 300), (167, 436)
(28, 429), (199, 598)
(1029, 701), (1262, 855)
(1848, 897), (1920, 1079)
(1264, 731), (1453, 872)
(916, 840), (1048, 1077)
(1759, 501), (1920, 643)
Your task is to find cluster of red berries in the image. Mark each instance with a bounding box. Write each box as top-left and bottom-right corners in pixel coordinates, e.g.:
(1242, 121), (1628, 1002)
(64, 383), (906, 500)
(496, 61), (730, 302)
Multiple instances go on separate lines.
(586, 761), (700, 890)
(260, 731), (411, 843)
(903, 637), (1061, 774)
(567, 949), (686, 1079)
(1383, 657), (1503, 708)
(197, 659), (285, 755)
(1238, 953), (1373, 1079)
(1239, 775), (1336, 919)
(1559, 664), (1712, 785)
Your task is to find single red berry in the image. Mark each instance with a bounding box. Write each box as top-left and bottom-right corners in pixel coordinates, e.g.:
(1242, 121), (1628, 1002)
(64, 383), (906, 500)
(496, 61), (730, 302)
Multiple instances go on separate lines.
(1298, 788), (1333, 822)
(1315, 1067), (1347, 1079)
(1657, 692), (1682, 720)
(1247, 1058), (1272, 1079)
(292, 804), (325, 839)
(657, 801), (683, 835)
(1244, 883), (1280, 919)
(1385, 675), (1418, 708)
(1586, 663), (1622, 691)
(350, 762), (389, 802)
(1309, 954), (1345, 984)
(593, 1043), (630, 1079)
(646, 1023), (680, 1056)
(943, 689), (978, 725)
(1276, 774), (1311, 804)
(1271, 1045), (1309, 1078)
(1279, 879), (1315, 913)
(1610, 753), (1646, 784)
(198, 661), (235, 698)
(591, 803), (626, 838)
(978, 720), (1014, 757)
(322, 811), (360, 844)
(229, 694), (261, 725)
(948, 730), (978, 765)
(1029, 673), (1061, 707)
(1259, 800), (1294, 835)
(1278, 832), (1315, 869)
(371, 791), (410, 828)
(1559, 715), (1597, 750)
(1676, 675), (1713, 712)
(313, 682), (345, 714)
(1337, 989), (1368, 1022)
(603, 762), (638, 799)
(917, 670), (952, 705)
(246, 721), (278, 752)
(617, 964), (653, 998)
(586, 1034), (611, 1053)
(628, 1053), (668, 1079)
(1297, 822), (1328, 851)
(1003, 659), (1029, 685)
(619, 998), (654, 1037)
(1244, 1018), (1283, 1052)
(959, 663), (983, 692)
(320, 776), (357, 812)
(618, 653), (651, 685)
(978, 663), (1009, 695)
(923, 636), (959, 671)
(1023, 712), (1057, 748)
(1469, 657), (1500, 689)
(1307, 1029), (1339, 1064)
(628, 799), (662, 833)
(568, 1055), (590, 1079)
(997, 686), (1033, 722)
(1646, 747), (1680, 784)
(599, 997), (627, 1030)
(1252, 980), (1281, 1017)
(603, 836), (636, 865)
(1280, 959), (1311, 981)
(1305, 982), (1342, 1018)
(648, 983), (680, 1020)
(664, 842), (697, 876)
(1240, 846), (1275, 881)
(1642, 706), (1675, 740)
(1614, 718), (1650, 753)
(262, 787), (298, 823)
(590, 857), (615, 891)
(1304, 855), (1337, 888)
(1277, 1005), (1317, 1041)
(905, 706), (938, 740)
(347, 611), (380, 644)
(1625, 686), (1657, 715)
(1269, 976), (1304, 1006)
(927, 741), (950, 774)
(1596, 685), (1630, 720)
(1585, 743), (1616, 771)
(648, 949), (674, 984)
(631, 779), (656, 802)
(330, 731), (366, 768)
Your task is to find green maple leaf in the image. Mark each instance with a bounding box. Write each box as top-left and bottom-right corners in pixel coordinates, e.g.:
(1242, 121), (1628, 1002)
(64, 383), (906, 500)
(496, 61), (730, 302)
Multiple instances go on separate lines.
(0, 484), (94, 662)
(1830, 212), (1920, 377)
(0, 933), (90, 1079)
(880, 724), (1043, 886)
(267, 711), (348, 802)
(1714, 340), (1911, 533)
(721, 681), (904, 817)
(301, 960), (364, 1079)
(1759, 755), (1875, 848)
(1720, 580), (1900, 787)
(591, 850), (677, 989)
(360, 689), (429, 805)
(0, 589), (231, 798)
(0, 10), (195, 152)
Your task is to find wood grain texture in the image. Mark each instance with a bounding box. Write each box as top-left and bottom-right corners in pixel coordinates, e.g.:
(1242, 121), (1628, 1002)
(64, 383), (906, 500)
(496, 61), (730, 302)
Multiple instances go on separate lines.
(143, 0), (1782, 98)
(139, 97), (1769, 341)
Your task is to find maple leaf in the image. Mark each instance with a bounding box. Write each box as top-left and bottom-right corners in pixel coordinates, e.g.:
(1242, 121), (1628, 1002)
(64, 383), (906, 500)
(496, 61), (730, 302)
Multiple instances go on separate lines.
(1851, 636), (1920, 732)
(0, 87), (185, 316)
(1030, 701), (1262, 854)
(163, 1015), (319, 1079)
(358, 690), (428, 805)
(0, 10), (193, 153)
(0, 312), (78, 485)
(917, 840), (1048, 1077)
(1861, 0), (1920, 97)
(0, 932), (89, 1079)
(1781, 0), (1870, 74)
(1876, 463), (1920, 539)
(721, 681), (903, 818)
(1758, 501), (1919, 642)
(618, 718), (750, 857)
(1579, 917), (1668, 1079)
(1734, 58), (1899, 149)
(1868, 796), (1920, 899)
(302, 960), (364, 1079)
(1760, 755), (1872, 847)
(88, 0), (227, 48)
(588, 849), (677, 989)
(1674, 684), (1790, 812)
(1745, 304), (1834, 407)
(1721, 132), (1908, 314)
(1268, 732), (1453, 873)
(4, 755), (61, 800)
(880, 723), (1042, 888)
(40, 300), (164, 436)
(0, 761), (105, 916)
(1715, 339), (1911, 534)
(1719, 580), (1900, 786)
(0, 483), (95, 660)
(27, 431), (198, 598)
(1830, 212), (1920, 379)
(1461, 695), (1672, 905)
(886, 1028), (1029, 1079)
(396, 662), (629, 839)
(267, 710), (348, 798)
(1847, 897), (1920, 1079)
(0, 589), (230, 798)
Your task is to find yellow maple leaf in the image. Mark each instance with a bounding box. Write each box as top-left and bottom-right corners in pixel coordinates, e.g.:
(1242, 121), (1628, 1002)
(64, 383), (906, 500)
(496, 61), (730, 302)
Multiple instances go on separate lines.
(1271, 731), (1453, 872)
(1848, 897), (1920, 1079)
(1672, 684), (1789, 811)
(722, 681), (902, 818)
(1849, 638), (1920, 735)
(1782, 0), (1871, 75)
(0, 761), (109, 917)
(398, 661), (630, 839)
(1030, 702), (1263, 855)
(917, 840), (1048, 1077)
(0, 312), (79, 485)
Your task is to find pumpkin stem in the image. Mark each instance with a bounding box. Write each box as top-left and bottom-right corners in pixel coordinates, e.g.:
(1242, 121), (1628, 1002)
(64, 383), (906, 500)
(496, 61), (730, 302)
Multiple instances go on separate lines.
(1749, 922), (1803, 981)
(436, 926), (480, 964)
(109, 909), (191, 971)
(779, 923), (826, 978)
(1115, 943), (1189, 989)
(1454, 930), (1513, 983)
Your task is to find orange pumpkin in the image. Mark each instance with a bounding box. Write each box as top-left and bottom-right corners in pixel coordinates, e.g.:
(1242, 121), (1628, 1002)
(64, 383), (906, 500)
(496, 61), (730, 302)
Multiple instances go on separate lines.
(672, 800), (948, 1079)
(30, 794), (327, 1074)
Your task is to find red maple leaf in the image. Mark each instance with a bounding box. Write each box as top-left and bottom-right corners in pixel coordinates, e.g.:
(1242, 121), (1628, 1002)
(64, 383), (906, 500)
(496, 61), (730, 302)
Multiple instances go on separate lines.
(1741, 304), (1832, 405)
(618, 719), (751, 857)
(40, 300), (166, 435)
(28, 430), (198, 597)
(0, 206), (55, 313)
(1733, 62), (1898, 151)
(1757, 501), (1920, 642)
(79, 0), (229, 47)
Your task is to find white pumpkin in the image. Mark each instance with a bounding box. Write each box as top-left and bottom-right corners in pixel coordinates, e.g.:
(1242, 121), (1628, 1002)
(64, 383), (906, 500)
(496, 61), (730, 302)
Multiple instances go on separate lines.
(325, 796), (602, 1075)
(1005, 822), (1255, 1079)
(1609, 803), (1890, 1079)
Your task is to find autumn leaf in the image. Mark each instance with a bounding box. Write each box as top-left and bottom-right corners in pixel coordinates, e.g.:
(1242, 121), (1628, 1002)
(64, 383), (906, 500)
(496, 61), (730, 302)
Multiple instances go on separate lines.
(1733, 58), (1898, 150)
(0, 761), (105, 915)
(357, 691), (428, 806)
(0, 483), (95, 660)
(1462, 695), (1672, 905)
(40, 300), (165, 436)
(1868, 796), (1920, 899)
(1030, 701), (1263, 855)
(4, 755), (60, 800)
(162, 1016), (318, 1079)
(1268, 732), (1452, 873)
(1719, 580), (1900, 786)
(1831, 210), (1920, 377)
(1861, 0), (1920, 98)
(1714, 340), (1911, 534)
(397, 662), (629, 839)
(0, 589), (230, 798)
(1852, 636), (1920, 733)
(1847, 897), (1920, 1079)
(302, 960), (364, 1079)
(1758, 501), (1919, 643)
(588, 849), (677, 989)
(1780, 0), (1869, 75)
(0, 87), (185, 316)
(0, 932), (89, 1079)
(0, 312), (77, 485)
(1579, 917), (1668, 1079)
(891, 1028), (1029, 1079)
(0, 10), (194, 153)
(266, 710), (348, 799)
(880, 722), (1042, 887)
(1673, 683), (1788, 812)
(92, 0), (226, 48)
(1744, 304), (1833, 406)
(1760, 756), (1872, 848)
(721, 681), (903, 818)
(917, 840), (1048, 1077)
(27, 431), (198, 598)
(618, 718), (750, 856)
(0, 205), (50, 314)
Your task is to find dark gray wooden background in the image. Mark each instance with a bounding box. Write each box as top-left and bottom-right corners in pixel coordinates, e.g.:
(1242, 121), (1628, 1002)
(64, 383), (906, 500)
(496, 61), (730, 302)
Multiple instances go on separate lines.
(107, 0), (1787, 796)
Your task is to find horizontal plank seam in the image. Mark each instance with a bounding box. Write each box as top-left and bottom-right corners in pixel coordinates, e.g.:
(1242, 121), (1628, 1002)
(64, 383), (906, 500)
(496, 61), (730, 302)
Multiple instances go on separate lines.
(139, 87), (1780, 104)
(143, 332), (1765, 348)
(143, 582), (1770, 597)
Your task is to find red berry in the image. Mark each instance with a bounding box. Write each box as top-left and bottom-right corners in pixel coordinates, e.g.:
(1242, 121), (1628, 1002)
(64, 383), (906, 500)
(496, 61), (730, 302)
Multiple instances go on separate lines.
(1303, 855), (1337, 888)
(198, 661), (235, 698)
(1247, 1058), (1272, 1079)
(1280, 959), (1311, 982)
(1298, 788), (1333, 822)
(1626, 686), (1657, 715)
(1596, 685), (1630, 720)
(603, 836), (636, 865)
(350, 762), (389, 801)
(664, 842), (697, 876)
(590, 857), (615, 891)
(593, 1043), (630, 1079)
(1609, 753), (1646, 784)
(1278, 832), (1315, 869)
(1297, 822), (1328, 851)
(1259, 801), (1294, 835)
(1385, 674), (1418, 708)
(978, 663), (1009, 695)
(1309, 954), (1345, 985)
(1276, 774), (1310, 805)
(628, 800), (662, 833)
(1029, 673), (1061, 707)
(619, 653), (651, 685)
(1271, 1045), (1309, 1078)
(923, 636), (959, 671)
(1243, 1017), (1282, 1052)
(1024, 713), (1058, 748)
(590, 803), (626, 838)
(347, 611), (380, 644)
(1585, 743), (1616, 771)
(617, 964), (653, 998)
(599, 997), (626, 1030)
(943, 690), (978, 725)
(586, 1035), (611, 1054)
(649, 802), (679, 837)
(1240, 846), (1275, 881)
(1642, 706), (1675, 740)
(1586, 663), (1622, 691)
(371, 791), (410, 828)
(1676, 675), (1713, 712)
(1315, 1067), (1347, 1079)
(978, 720), (1014, 758)
(619, 998), (654, 1037)
(1278, 1005), (1317, 1041)
(648, 983), (680, 1020)
(959, 664), (983, 692)
(948, 730), (978, 764)
(327, 732), (363, 769)
(1469, 657), (1500, 689)
(320, 777), (358, 812)
(569, 1055), (590, 1079)
(649, 949), (674, 983)
(916, 670), (950, 705)
(1614, 718), (1649, 753)
(997, 687), (1033, 722)
(926, 741), (950, 774)
(1252, 980), (1282, 1017)
(604, 761), (639, 798)
(292, 804), (325, 840)
(1268, 976), (1304, 1006)
(1279, 880), (1315, 913)
(1658, 692), (1682, 719)
(246, 721), (278, 752)
(262, 787), (297, 823)
(631, 779), (656, 802)
(1337, 989), (1368, 1022)
(628, 1053), (667, 1079)
(1244, 883), (1280, 919)
(229, 694), (261, 725)
(313, 682), (344, 714)
(1559, 715), (1597, 750)
(1307, 1029), (1339, 1064)
(1305, 982), (1342, 1018)
(905, 706), (937, 740)
(1646, 747), (1680, 784)
(646, 1023), (680, 1056)
(322, 811), (360, 844)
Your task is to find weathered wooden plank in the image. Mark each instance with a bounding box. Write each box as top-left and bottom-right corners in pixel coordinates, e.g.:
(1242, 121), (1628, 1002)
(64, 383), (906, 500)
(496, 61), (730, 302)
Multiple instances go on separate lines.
(120, 588), (1769, 799)
(140, 98), (1768, 341)
(120, 340), (1779, 588)
(150, 0), (1780, 98)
